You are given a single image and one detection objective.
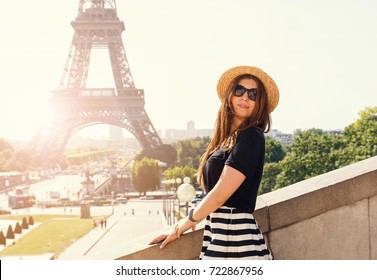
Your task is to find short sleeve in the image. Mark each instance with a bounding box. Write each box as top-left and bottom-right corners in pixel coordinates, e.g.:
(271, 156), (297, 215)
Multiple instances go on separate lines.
(225, 128), (265, 178)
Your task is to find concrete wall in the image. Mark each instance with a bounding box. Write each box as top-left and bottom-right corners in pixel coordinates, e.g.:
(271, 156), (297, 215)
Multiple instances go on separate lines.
(118, 156), (377, 260)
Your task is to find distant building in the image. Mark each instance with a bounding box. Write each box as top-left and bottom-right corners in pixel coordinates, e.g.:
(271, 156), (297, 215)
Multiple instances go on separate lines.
(267, 129), (293, 146)
(327, 129), (342, 135)
(164, 121), (213, 142)
(69, 122), (350, 149)
(267, 128), (343, 147)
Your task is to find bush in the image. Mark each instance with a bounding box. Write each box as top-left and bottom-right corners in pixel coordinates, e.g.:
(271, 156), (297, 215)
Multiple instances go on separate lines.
(0, 209), (11, 215)
(6, 225), (15, 239)
(14, 222), (22, 234)
(22, 217), (29, 229)
(0, 230), (6, 246)
(28, 216), (34, 225)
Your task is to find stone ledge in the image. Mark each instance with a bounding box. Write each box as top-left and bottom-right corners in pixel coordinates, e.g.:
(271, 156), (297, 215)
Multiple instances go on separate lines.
(116, 228), (204, 260)
(256, 156), (377, 231)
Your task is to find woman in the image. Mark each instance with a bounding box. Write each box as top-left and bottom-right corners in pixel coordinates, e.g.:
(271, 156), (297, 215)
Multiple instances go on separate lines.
(149, 66), (279, 260)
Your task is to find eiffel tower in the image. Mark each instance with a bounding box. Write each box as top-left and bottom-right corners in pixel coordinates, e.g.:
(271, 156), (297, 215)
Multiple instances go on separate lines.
(28, 0), (162, 166)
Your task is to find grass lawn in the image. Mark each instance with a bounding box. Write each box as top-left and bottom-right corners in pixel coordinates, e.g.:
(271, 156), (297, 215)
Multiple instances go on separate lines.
(0, 214), (106, 257)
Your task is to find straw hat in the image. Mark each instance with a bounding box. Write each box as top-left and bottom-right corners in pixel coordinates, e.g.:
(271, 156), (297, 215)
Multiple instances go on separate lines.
(217, 66), (279, 113)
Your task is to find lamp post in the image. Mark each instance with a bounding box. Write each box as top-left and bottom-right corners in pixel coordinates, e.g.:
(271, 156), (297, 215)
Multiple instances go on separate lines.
(176, 177), (196, 217)
(111, 191), (114, 215)
(167, 179), (173, 225)
(170, 186), (176, 225)
(174, 178), (181, 221)
(161, 180), (167, 219)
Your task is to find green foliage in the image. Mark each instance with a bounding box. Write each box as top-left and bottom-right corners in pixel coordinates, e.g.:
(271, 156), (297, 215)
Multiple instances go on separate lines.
(259, 162), (282, 195)
(131, 157), (160, 194)
(22, 217), (29, 229)
(269, 107), (377, 190)
(340, 106), (377, 165)
(6, 225), (15, 239)
(265, 137), (286, 163)
(0, 215), (94, 256)
(0, 138), (32, 172)
(65, 148), (116, 166)
(132, 137), (211, 192)
(134, 144), (177, 167)
(274, 129), (345, 188)
(163, 166), (198, 188)
(172, 137), (211, 168)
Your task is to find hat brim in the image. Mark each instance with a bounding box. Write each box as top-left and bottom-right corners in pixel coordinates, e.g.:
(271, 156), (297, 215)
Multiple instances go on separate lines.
(217, 66), (279, 113)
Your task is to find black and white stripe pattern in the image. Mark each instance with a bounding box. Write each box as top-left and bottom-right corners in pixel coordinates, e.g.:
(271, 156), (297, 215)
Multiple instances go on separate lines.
(200, 206), (273, 260)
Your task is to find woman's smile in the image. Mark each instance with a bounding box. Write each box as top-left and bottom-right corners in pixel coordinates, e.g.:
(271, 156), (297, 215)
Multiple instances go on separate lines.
(236, 103), (250, 109)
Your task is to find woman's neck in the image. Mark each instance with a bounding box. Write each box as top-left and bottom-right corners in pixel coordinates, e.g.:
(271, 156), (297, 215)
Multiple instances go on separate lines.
(230, 118), (242, 134)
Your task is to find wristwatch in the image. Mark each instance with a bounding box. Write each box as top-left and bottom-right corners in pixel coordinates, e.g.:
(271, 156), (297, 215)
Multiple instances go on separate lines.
(188, 208), (198, 222)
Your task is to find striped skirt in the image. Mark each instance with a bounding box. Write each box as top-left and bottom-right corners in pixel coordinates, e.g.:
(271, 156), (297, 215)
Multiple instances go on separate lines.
(200, 206), (273, 260)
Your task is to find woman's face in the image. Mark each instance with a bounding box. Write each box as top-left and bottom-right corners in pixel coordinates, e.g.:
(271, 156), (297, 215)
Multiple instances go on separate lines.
(230, 78), (257, 126)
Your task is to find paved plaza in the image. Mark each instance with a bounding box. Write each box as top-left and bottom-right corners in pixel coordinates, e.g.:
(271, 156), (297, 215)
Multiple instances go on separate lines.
(57, 199), (172, 260)
(0, 199), (173, 260)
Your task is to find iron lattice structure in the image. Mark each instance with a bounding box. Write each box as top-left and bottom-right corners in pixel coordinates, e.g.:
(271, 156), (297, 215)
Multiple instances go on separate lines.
(28, 0), (162, 166)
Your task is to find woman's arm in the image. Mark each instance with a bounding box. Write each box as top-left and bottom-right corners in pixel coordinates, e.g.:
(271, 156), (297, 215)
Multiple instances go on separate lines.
(189, 164), (246, 222)
(150, 165), (246, 249)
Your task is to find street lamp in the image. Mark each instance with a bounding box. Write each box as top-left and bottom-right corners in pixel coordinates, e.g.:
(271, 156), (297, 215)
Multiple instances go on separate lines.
(111, 191), (114, 215)
(176, 177), (196, 217)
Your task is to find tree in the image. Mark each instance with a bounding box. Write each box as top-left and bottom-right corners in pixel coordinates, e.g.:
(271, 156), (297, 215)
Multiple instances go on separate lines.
(134, 144), (177, 167)
(0, 138), (34, 171)
(163, 165), (198, 189)
(0, 138), (13, 152)
(172, 137), (211, 168)
(0, 231), (6, 246)
(28, 216), (35, 226)
(131, 157), (160, 195)
(340, 106), (377, 165)
(265, 137), (286, 163)
(275, 129), (345, 189)
(14, 222), (22, 234)
(0, 138), (15, 172)
(6, 225), (15, 239)
(22, 217), (29, 229)
(13, 150), (32, 171)
(257, 107), (377, 193)
(259, 162), (282, 195)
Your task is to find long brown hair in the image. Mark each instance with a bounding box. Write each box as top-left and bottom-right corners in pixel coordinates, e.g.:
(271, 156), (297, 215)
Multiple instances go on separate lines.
(197, 74), (271, 189)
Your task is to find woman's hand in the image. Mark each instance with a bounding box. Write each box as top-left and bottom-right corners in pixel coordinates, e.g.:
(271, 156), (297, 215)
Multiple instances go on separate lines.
(148, 217), (197, 249)
(148, 234), (169, 246)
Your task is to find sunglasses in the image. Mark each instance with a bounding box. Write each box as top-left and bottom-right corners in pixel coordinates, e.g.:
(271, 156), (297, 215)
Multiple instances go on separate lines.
(234, 85), (258, 101)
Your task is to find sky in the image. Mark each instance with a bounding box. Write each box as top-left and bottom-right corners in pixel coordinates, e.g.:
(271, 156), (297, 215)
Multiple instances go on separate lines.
(0, 0), (376, 142)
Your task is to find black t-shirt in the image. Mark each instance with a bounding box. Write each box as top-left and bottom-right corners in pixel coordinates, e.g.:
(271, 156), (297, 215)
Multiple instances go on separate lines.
(203, 127), (265, 213)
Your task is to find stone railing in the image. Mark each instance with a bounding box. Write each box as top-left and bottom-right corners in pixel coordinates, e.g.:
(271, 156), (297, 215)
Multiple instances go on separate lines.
(117, 156), (377, 260)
